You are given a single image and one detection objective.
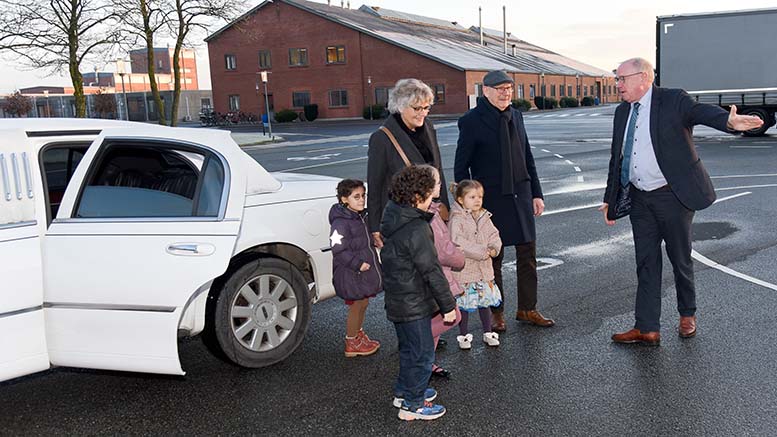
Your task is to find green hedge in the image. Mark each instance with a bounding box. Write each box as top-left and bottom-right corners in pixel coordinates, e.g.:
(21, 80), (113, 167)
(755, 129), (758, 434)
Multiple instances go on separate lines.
(274, 109), (298, 123)
(511, 99), (532, 112)
(581, 96), (595, 106)
(303, 104), (318, 121)
(534, 96), (558, 110)
(559, 97), (579, 108)
(363, 104), (386, 120)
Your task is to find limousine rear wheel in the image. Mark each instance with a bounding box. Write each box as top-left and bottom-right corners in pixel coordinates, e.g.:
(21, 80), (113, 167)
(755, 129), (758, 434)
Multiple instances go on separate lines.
(212, 257), (311, 368)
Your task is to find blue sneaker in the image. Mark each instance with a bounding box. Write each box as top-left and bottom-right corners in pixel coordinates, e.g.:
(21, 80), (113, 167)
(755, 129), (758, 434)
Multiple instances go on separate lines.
(398, 400), (446, 421)
(392, 387), (437, 408)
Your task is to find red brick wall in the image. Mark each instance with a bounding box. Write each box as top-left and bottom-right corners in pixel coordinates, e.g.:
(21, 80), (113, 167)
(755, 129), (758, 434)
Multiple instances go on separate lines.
(207, 2), (466, 118)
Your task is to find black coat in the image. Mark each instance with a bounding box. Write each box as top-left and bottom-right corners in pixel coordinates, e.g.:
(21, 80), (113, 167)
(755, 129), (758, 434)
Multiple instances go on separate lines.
(329, 204), (383, 301)
(604, 86), (729, 213)
(380, 200), (456, 323)
(454, 98), (543, 246)
(367, 114), (450, 233)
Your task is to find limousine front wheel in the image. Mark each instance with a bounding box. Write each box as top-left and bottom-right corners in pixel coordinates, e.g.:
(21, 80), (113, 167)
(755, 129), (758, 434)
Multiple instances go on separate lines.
(212, 257), (311, 368)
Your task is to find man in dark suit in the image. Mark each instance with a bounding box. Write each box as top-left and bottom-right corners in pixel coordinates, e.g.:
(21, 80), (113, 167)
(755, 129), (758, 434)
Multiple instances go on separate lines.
(455, 70), (554, 332)
(601, 57), (763, 345)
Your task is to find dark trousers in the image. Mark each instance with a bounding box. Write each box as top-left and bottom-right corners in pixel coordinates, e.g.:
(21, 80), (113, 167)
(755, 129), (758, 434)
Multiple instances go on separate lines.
(393, 317), (434, 408)
(491, 241), (538, 314)
(629, 185), (696, 332)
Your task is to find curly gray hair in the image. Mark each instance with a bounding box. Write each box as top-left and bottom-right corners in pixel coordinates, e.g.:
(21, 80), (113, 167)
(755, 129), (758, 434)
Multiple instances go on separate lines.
(387, 79), (434, 114)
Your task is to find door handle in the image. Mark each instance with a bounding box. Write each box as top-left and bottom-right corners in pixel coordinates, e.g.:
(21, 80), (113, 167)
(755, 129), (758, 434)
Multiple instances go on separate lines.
(166, 243), (216, 256)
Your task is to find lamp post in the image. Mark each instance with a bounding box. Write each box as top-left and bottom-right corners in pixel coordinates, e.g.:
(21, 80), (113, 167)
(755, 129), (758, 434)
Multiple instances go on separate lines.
(116, 59), (129, 120)
(367, 75), (373, 120)
(540, 72), (545, 109)
(575, 73), (580, 106)
(43, 90), (50, 117)
(601, 74), (606, 104)
(259, 71), (273, 139)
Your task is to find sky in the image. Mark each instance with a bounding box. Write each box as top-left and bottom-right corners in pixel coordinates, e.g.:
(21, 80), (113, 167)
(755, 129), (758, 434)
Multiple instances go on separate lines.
(1, 0), (775, 93)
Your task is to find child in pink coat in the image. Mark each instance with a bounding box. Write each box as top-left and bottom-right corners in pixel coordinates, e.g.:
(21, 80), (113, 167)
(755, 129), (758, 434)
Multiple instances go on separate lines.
(422, 165), (464, 379)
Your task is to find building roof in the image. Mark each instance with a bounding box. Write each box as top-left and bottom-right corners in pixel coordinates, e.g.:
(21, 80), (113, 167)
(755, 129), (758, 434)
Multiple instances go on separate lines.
(205, 0), (613, 77)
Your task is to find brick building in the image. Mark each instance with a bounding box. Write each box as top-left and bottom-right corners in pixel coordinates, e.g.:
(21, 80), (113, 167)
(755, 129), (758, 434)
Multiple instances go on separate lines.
(81, 47), (200, 93)
(205, 0), (617, 119)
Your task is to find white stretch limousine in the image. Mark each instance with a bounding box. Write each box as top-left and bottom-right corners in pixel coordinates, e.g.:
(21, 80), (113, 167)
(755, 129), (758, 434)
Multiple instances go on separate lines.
(0, 119), (338, 383)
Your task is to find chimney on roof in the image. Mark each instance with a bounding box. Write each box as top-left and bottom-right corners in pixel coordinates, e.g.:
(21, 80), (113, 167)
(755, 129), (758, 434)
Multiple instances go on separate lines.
(503, 5), (507, 55)
(511, 44), (517, 57)
(479, 7), (484, 45)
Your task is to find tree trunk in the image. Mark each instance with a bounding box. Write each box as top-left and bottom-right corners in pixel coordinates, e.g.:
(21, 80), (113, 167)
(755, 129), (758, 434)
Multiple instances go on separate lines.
(170, 41), (182, 127)
(67, 6), (85, 118)
(141, 0), (166, 125)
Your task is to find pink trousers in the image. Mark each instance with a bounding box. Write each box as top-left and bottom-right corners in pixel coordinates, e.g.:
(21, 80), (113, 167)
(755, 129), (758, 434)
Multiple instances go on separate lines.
(430, 306), (462, 350)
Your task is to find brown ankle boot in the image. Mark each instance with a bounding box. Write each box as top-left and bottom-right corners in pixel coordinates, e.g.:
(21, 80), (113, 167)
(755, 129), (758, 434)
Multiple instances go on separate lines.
(345, 336), (379, 357)
(491, 312), (506, 332)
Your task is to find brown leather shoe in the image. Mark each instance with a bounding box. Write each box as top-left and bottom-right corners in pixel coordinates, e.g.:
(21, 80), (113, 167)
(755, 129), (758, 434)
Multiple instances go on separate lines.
(516, 310), (555, 327)
(491, 312), (506, 333)
(611, 328), (660, 345)
(679, 316), (697, 338)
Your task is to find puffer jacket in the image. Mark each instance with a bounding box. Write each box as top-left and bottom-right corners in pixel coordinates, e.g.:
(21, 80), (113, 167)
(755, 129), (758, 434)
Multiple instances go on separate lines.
(329, 204), (383, 301)
(429, 201), (465, 297)
(380, 200), (457, 323)
(448, 201), (503, 284)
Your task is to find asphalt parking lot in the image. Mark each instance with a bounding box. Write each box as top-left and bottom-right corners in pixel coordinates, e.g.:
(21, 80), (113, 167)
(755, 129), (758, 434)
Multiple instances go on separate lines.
(2, 105), (776, 435)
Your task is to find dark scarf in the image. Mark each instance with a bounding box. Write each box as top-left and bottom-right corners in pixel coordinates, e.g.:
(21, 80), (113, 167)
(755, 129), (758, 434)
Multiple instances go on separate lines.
(393, 113), (434, 164)
(479, 97), (529, 194)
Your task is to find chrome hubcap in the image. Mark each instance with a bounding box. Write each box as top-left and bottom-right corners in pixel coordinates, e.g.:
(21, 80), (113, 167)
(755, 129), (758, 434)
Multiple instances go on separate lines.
(230, 274), (297, 352)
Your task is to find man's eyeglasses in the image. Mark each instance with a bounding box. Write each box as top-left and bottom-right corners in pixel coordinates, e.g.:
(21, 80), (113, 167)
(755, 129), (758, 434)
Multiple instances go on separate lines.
(615, 72), (644, 84)
(490, 86), (514, 94)
(411, 105), (432, 113)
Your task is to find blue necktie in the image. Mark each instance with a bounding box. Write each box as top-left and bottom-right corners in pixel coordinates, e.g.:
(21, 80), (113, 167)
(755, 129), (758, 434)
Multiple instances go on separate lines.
(620, 102), (641, 187)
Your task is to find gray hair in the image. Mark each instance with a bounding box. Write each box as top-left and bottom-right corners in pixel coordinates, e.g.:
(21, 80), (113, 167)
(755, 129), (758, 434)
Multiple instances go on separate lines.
(387, 79), (434, 114)
(620, 57), (655, 83)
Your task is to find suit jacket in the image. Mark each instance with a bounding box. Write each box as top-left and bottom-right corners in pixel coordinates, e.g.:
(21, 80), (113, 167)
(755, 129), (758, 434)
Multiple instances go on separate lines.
(604, 86), (730, 215)
(367, 114), (449, 233)
(454, 98), (542, 245)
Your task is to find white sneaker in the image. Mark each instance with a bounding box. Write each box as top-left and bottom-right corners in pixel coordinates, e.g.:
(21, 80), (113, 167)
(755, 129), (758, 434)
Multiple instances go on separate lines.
(483, 332), (500, 347)
(456, 333), (473, 350)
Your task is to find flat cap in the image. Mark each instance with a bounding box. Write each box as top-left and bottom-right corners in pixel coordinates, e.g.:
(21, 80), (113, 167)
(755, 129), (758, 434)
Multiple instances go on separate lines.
(483, 70), (514, 87)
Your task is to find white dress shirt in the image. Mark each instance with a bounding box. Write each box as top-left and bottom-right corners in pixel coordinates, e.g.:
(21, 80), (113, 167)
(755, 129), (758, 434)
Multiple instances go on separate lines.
(624, 87), (667, 191)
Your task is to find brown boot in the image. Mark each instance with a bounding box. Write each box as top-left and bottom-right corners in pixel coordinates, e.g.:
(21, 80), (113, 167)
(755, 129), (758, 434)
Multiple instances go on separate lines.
(516, 310), (555, 327)
(357, 329), (381, 349)
(491, 312), (506, 332)
(679, 316), (697, 338)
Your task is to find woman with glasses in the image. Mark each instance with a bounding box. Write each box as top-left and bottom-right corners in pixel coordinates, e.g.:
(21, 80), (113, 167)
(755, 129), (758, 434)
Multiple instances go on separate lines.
(367, 78), (450, 249)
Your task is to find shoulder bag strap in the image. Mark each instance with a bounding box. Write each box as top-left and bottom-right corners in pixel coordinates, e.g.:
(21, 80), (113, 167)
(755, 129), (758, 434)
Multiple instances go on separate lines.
(380, 126), (411, 168)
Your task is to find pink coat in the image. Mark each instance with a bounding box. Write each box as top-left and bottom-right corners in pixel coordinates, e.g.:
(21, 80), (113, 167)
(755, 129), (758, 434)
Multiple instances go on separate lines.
(448, 201), (502, 284)
(428, 202), (465, 297)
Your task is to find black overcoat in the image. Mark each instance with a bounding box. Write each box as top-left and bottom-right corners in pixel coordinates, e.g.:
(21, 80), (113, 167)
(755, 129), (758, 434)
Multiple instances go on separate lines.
(454, 98), (543, 246)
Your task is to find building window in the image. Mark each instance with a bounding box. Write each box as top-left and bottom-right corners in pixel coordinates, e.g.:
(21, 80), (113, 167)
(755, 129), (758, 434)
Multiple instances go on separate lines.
(292, 91), (311, 108)
(560, 85), (565, 97)
(288, 48), (308, 66)
(201, 98), (211, 109)
(540, 84), (546, 96)
(568, 85), (573, 97)
(228, 95), (240, 111)
(529, 84), (536, 98)
(433, 84), (445, 104)
(328, 89), (348, 107)
(550, 84), (556, 97)
(590, 85), (594, 96)
(258, 50), (271, 69)
(225, 54), (237, 70)
(474, 83), (483, 97)
(517, 84), (524, 99)
(326, 45), (346, 64)
(584, 86), (588, 96)
(375, 87), (390, 106)
(576, 85), (581, 97)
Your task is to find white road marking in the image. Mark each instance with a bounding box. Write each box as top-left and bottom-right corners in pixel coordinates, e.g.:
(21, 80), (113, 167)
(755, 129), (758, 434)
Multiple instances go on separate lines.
(555, 232), (633, 258)
(711, 173), (777, 179)
(542, 202), (601, 216)
(574, 166), (582, 172)
(307, 144), (359, 153)
(590, 113), (601, 117)
(559, 114), (570, 118)
(717, 183), (777, 191)
(503, 257), (564, 271)
(281, 156), (367, 172)
(565, 159), (574, 165)
(578, 176), (585, 182)
(544, 183), (606, 196)
(554, 153), (564, 159)
(575, 113), (588, 117)
(542, 149), (552, 153)
(287, 153), (341, 161)
(692, 250), (777, 292)
(713, 192), (751, 204)
(730, 146), (772, 149)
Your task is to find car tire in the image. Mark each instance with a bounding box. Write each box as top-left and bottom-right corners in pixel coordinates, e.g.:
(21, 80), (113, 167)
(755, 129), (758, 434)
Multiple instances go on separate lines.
(741, 108), (771, 137)
(211, 257), (311, 368)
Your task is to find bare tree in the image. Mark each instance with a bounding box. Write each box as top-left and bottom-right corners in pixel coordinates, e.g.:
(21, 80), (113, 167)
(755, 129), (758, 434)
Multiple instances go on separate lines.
(0, 0), (123, 118)
(93, 89), (117, 118)
(167, 0), (241, 126)
(1, 91), (33, 117)
(115, 0), (171, 125)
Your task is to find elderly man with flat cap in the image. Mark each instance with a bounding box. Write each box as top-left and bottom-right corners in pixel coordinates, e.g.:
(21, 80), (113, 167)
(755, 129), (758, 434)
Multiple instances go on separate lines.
(454, 70), (554, 332)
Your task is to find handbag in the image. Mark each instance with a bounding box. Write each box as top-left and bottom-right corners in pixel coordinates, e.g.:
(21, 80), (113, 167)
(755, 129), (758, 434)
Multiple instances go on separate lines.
(379, 126), (450, 221)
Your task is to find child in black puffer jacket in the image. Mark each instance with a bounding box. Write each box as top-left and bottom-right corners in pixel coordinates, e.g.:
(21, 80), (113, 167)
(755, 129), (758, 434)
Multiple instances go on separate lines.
(380, 165), (457, 421)
(329, 179), (383, 358)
